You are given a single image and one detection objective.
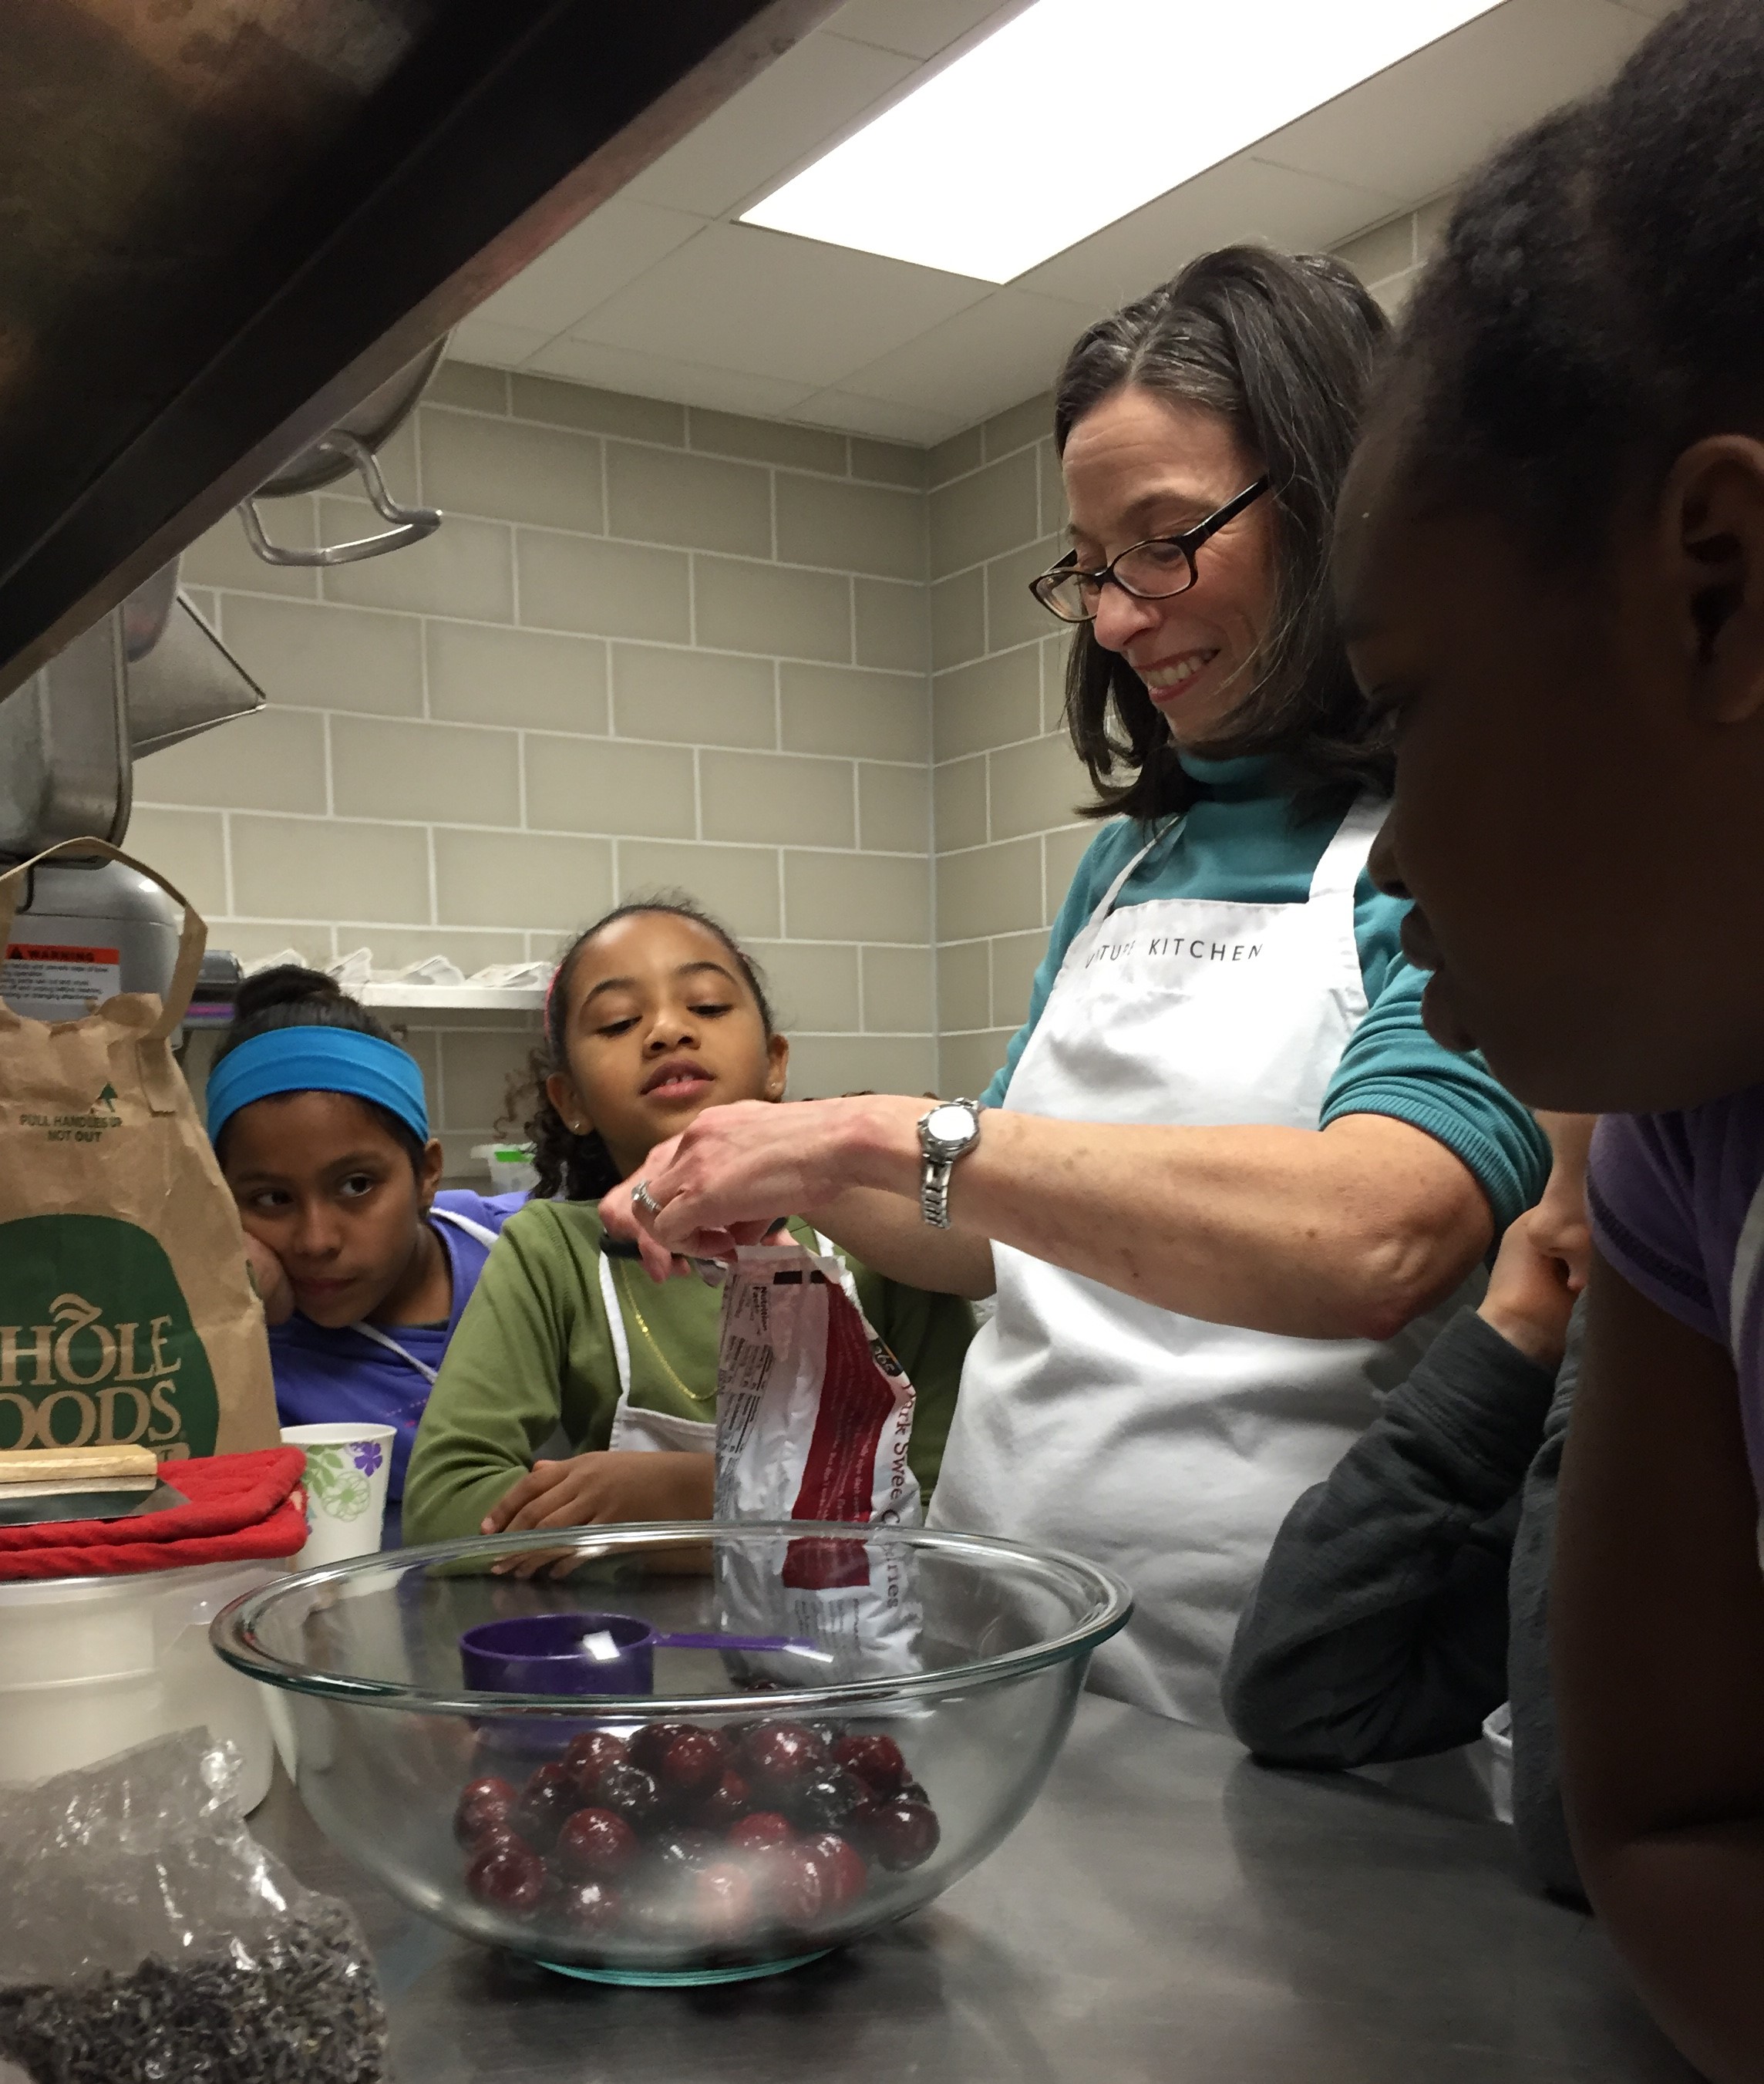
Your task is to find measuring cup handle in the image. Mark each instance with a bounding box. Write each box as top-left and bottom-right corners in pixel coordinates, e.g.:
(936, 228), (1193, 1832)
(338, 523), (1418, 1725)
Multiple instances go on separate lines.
(654, 1631), (820, 1654)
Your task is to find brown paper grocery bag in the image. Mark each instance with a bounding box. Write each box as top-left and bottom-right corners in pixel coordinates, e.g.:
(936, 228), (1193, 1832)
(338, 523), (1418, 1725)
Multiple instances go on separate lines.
(0, 838), (278, 1459)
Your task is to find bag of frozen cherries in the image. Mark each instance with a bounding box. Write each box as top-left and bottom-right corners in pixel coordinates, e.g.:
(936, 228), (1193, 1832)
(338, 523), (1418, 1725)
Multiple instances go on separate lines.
(713, 1240), (922, 1681)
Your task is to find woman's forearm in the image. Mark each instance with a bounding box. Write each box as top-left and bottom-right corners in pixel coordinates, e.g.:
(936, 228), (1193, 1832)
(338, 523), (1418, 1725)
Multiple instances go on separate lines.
(807, 1185), (996, 1298)
(645, 1095), (1491, 1340)
(837, 1099), (1490, 1340)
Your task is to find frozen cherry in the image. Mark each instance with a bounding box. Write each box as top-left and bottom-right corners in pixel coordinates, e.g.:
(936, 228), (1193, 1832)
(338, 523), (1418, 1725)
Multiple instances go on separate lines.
(728, 1810), (794, 1853)
(900, 1779), (930, 1807)
(466, 1838), (547, 1912)
(562, 1729), (629, 1800)
(740, 1720), (827, 1792)
(659, 1727), (731, 1794)
(694, 1861), (758, 1944)
(789, 1766), (868, 1831)
(512, 1762), (580, 1850)
(624, 1875), (691, 1943)
(557, 1877), (622, 1936)
(628, 1720), (695, 1776)
(833, 1734), (907, 1795)
(800, 1831), (868, 1910)
(768, 1842), (839, 1927)
(867, 1800), (940, 1871)
(557, 1806), (640, 1880)
(453, 1776), (517, 1847)
(596, 1761), (663, 1826)
(692, 1766), (753, 1830)
(651, 1826), (719, 1874)
(804, 1718), (847, 1749)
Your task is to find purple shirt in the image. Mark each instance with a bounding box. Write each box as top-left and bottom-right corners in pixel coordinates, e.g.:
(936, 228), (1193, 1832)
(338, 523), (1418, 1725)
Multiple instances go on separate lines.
(1588, 1102), (1764, 1502)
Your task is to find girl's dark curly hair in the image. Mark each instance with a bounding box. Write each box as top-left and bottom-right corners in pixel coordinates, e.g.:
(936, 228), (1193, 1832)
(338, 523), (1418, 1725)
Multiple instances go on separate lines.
(502, 896), (776, 1202)
(1054, 244), (1392, 827)
(1375, 0), (1764, 569)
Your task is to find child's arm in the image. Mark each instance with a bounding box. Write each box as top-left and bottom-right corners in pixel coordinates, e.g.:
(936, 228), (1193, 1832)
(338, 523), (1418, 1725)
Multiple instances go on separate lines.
(402, 1214), (592, 1546)
(1222, 1306), (1557, 1766)
(483, 1452), (712, 1540)
(1554, 1254), (1764, 2084)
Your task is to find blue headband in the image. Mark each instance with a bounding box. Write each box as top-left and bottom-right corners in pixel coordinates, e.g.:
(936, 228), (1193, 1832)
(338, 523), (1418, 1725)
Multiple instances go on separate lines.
(207, 1027), (430, 1146)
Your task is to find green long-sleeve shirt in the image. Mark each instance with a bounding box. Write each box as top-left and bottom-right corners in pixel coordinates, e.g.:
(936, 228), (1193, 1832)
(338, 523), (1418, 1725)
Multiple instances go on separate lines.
(402, 1204), (974, 1547)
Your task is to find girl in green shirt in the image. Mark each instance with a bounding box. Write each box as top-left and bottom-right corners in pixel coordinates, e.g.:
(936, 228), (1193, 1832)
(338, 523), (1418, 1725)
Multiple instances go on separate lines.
(402, 901), (973, 1557)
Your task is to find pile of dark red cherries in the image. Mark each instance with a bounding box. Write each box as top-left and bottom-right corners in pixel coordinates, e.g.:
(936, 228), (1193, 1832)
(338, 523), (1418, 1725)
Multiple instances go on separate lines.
(455, 1716), (941, 1953)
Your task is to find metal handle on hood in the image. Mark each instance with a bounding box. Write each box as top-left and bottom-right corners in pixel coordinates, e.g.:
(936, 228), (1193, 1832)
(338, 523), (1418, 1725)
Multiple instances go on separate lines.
(237, 430), (442, 567)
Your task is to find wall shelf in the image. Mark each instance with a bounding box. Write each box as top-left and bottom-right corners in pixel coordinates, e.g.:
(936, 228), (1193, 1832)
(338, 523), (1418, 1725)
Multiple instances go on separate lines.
(359, 985), (545, 1013)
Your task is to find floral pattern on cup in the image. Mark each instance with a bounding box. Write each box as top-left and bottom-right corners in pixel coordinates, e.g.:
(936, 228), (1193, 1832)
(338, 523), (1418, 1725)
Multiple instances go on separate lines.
(303, 1445), (374, 1523)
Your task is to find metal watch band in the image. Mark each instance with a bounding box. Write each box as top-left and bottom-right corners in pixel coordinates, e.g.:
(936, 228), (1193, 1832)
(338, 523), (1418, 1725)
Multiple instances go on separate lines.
(917, 1097), (981, 1229)
(921, 1158), (957, 1228)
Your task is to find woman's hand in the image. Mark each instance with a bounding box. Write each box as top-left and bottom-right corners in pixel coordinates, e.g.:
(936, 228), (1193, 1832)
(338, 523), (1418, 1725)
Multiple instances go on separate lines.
(611, 1097), (917, 1268)
(243, 1232), (295, 1327)
(1477, 1205), (1581, 1369)
(598, 1135), (709, 1282)
(481, 1451), (715, 1577)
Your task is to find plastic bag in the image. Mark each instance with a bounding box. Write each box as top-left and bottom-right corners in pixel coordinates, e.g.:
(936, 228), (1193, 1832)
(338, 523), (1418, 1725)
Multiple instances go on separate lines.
(714, 1241), (922, 1680)
(0, 1731), (389, 2084)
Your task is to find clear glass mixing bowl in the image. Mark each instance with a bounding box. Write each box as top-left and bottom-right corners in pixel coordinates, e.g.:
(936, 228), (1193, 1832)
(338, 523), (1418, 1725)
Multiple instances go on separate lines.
(212, 1522), (1131, 1986)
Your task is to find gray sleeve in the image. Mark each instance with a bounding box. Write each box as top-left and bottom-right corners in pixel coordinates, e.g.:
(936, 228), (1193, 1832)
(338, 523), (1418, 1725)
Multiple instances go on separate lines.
(1223, 1308), (1557, 1767)
(1506, 1300), (1585, 1903)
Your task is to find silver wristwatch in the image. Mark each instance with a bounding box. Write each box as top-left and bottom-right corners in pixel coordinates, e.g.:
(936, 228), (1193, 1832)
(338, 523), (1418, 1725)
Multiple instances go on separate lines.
(917, 1098), (983, 1228)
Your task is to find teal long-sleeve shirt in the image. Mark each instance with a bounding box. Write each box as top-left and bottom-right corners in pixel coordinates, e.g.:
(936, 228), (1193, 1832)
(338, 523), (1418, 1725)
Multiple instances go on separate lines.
(981, 753), (1548, 1235)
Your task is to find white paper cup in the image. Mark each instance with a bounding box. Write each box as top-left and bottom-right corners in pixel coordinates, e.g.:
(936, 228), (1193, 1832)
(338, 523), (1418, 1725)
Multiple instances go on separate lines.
(281, 1423), (396, 1568)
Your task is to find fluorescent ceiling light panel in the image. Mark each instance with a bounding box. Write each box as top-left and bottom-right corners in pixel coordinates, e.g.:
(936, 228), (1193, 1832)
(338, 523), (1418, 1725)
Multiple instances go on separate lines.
(743, 0), (1503, 282)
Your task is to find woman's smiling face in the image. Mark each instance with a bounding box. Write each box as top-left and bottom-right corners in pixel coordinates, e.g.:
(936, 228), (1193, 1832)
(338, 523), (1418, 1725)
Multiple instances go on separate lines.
(1062, 385), (1278, 748)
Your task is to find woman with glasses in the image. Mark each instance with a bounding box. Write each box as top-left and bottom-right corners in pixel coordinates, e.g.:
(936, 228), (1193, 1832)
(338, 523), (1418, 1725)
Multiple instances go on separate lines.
(608, 247), (1547, 1727)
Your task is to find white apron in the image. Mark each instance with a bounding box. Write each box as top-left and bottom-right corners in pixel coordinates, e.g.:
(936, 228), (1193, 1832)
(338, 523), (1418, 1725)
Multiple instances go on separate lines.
(593, 1230), (847, 1455)
(929, 796), (1463, 1727)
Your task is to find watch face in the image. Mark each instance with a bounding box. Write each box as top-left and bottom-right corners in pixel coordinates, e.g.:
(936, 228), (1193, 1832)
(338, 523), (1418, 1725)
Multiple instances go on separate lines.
(925, 1103), (972, 1144)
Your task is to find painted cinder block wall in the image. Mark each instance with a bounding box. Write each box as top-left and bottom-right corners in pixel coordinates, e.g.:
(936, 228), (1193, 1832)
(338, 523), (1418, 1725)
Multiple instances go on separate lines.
(141, 201), (1441, 1171)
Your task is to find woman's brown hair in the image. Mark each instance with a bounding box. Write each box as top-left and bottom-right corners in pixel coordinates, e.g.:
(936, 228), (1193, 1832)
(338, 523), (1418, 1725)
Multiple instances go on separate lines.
(1054, 244), (1392, 826)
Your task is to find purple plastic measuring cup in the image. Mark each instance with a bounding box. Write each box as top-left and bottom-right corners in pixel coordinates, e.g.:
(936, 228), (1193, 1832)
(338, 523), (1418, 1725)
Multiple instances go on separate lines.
(459, 1610), (830, 1699)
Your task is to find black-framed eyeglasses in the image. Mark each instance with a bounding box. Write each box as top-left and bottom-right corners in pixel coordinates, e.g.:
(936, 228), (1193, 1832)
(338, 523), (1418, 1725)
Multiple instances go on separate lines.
(1028, 476), (1271, 625)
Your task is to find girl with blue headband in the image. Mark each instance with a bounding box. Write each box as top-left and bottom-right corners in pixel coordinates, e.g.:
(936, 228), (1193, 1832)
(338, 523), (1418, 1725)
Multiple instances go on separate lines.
(207, 966), (523, 1538)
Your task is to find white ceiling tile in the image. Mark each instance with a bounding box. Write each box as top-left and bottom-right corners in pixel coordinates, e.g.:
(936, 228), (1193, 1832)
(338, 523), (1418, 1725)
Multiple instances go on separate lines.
(791, 389), (965, 444)
(837, 288), (1095, 426)
(523, 338), (817, 419)
(470, 200), (706, 336)
(1247, 0), (1651, 204)
(446, 315), (557, 368)
(824, 0), (1020, 61)
(622, 32), (918, 218)
(1016, 151), (1402, 308)
(568, 223), (991, 389)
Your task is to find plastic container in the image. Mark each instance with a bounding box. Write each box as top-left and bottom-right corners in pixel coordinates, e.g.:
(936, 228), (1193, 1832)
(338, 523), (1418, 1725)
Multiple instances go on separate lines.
(471, 1142), (537, 1194)
(0, 1561), (284, 1809)
(1476, 1701), (1515, 1826)
(213, 1522), (1132, 1985)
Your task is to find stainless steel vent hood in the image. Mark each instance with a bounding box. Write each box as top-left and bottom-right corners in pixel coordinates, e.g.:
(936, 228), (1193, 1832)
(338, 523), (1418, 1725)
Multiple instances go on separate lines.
(0, 0), (833, 705)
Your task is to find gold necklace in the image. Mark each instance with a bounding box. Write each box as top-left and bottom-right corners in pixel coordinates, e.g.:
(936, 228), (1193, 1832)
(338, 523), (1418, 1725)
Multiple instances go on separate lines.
(611, 1258), (717, 1408)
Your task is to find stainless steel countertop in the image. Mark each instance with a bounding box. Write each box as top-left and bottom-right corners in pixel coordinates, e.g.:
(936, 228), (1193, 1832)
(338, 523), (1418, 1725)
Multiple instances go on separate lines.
(254, 1695), (1694, 2084)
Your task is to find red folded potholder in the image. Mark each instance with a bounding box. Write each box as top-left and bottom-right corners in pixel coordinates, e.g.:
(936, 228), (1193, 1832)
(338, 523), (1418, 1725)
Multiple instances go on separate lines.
(0, 1447), (309, 1579)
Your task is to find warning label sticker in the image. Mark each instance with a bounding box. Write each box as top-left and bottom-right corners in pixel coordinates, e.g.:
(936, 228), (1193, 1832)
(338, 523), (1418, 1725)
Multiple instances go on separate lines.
(2, 944), (123, 1018)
